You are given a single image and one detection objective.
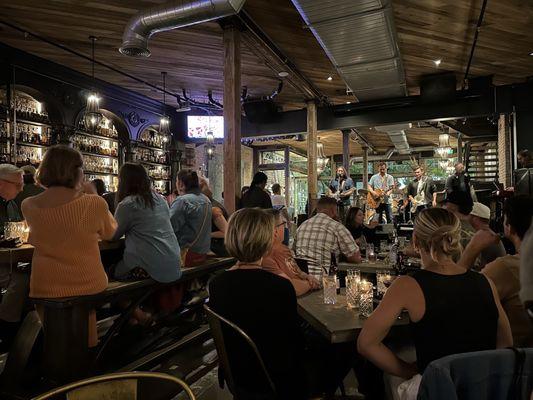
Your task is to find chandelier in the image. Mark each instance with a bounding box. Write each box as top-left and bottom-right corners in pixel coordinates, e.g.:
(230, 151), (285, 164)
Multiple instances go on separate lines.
(205, 130), (215, 160)
(434, 133), (452, 158)
(83, 36), (103, 131)
(316, 139), (329, 174)
(159, 71), (171, 140)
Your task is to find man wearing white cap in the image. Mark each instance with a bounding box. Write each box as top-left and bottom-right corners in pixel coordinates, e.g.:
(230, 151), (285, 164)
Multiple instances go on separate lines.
(0, 164), (27, 350)
(466, 202), (506, 270)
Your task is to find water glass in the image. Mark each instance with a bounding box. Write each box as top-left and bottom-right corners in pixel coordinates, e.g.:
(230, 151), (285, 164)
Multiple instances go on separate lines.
(346, 269), (361, 309)
(359, 280), (374, 318)
(367, 243), (376, 262)
(4, 222), (25, 241)
(377, 271), (396, 298)
(322, 275), (337, 305)
(398, 236), (406, 250)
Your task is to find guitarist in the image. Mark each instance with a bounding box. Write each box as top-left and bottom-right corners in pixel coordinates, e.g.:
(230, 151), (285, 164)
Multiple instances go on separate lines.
(368, 162), (395, 224)
(328, 166), (355, 222)
(406, 165), (437, 219)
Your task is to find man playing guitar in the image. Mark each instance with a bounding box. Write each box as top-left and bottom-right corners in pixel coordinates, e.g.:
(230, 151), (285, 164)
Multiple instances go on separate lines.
(367, 162), (395, 224)
(406, 165), (437, 219)
(328, 166), (355, 221)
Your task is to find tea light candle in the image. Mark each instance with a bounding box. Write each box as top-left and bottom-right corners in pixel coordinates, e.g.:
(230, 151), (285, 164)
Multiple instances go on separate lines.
(359, 280), (372, 291)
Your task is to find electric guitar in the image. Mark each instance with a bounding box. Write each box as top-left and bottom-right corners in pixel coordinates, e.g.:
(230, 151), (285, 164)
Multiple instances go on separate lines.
(410, 193), (426, 213)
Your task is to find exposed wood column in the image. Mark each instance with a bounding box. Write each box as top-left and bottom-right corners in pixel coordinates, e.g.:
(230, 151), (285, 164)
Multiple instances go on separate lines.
(342, 129), (350, 173)
(307, 100), (318, 215)
(362, 147), (369, 188)
(457, 133), (463, 164)
(284, 146), (290, 208)
(498, 114), (512, 187)
(223, 25), (241, 214)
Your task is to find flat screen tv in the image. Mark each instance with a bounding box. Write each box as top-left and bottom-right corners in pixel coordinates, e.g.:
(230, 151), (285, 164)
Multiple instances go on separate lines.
(187, 115), (224, 139)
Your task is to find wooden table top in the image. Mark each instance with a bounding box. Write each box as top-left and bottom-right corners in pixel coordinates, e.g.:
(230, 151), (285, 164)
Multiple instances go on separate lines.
(297, 288), (409, 343)
(0, 240), (125, 265)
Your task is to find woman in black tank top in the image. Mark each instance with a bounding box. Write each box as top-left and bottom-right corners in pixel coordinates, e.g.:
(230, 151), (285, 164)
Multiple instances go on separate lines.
(357, 208), (512, 384)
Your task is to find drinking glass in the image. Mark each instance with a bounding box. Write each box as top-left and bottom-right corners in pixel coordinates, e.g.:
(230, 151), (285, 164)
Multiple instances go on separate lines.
(359, 280), (374, 318)
(346, 269), (361, 309)
(377, 271), (396, 298)
(4, 222), (25, 241)
(367, 244), (376, 262)
(322, 275), (337, 305)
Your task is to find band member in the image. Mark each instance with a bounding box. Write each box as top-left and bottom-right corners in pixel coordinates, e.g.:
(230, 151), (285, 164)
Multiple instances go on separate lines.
(368, 162), (395, 224)
(445, 162), (477, 201)
(406, 165), (437, 218)
(328, 166), (355, 221)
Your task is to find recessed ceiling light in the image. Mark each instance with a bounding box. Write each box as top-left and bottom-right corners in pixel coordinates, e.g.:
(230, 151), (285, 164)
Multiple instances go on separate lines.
(346, 101), (351, 104)
(529, 52), (533, 56)
(327, 76), (333, 81)
(434, 59), (442, 67)
(278, 71), (289, 77)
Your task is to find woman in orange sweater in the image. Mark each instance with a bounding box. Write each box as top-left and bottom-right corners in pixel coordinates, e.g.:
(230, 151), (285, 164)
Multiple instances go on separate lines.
(22, 145), (117, 347)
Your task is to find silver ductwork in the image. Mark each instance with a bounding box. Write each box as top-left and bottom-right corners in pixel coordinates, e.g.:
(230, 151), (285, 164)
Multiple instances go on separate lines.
(350, 148), (396, 164)
(120, 0), (246, 57)
(376, 123), (411, 154)
(291, 0), (407, 101)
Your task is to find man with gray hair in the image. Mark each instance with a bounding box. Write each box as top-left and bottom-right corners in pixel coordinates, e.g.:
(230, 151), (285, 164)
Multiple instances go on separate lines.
(0, 164), (27, 351)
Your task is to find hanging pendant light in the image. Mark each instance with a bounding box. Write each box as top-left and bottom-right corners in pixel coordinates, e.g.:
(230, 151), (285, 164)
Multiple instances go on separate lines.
(434, 133), (452, 158)
(316, 138), (329, 174)
(84, 36), (103, 131)
(159, 72), (171, 140)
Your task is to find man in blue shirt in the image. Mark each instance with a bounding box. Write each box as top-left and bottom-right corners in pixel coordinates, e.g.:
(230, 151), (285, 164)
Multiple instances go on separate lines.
(328, 166), (355, 222)
(368, 162), (395, 224)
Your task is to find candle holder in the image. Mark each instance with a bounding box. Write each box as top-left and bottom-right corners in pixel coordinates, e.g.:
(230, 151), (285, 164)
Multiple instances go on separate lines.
(359, 280), (373, 318)
(322, 275), (337, 305)
(346, 269), (361, 309)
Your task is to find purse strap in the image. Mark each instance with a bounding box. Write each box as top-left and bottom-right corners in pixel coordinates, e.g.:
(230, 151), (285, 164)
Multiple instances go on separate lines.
(507, 347), (526, 400)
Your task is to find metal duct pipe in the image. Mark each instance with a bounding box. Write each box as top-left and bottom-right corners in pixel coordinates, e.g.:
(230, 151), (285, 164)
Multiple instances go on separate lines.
(350, 148), (396, 164)
(120, 0), (246, 57)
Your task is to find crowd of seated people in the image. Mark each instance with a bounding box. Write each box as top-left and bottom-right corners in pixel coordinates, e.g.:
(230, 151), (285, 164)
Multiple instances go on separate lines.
(2, 144), (533, 399)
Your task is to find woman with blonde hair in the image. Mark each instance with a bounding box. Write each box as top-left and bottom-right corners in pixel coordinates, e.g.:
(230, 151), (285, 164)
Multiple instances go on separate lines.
(357, 207), (512, 398)
(208, 208), (308, 399)
(22, 145), (117, 347)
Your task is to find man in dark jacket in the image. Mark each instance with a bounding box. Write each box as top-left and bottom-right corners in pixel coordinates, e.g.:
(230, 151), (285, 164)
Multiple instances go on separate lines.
(15, 165), (45, 215)
(240, 172), (272, 209)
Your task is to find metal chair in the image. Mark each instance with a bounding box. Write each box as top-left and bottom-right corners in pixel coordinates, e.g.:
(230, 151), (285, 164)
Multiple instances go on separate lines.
(31, 371), (195, 400)
(203, 304), (277, 399)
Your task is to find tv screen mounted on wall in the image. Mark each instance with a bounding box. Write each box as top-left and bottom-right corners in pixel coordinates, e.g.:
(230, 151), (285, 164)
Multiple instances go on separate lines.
(187, 115), (224, 139)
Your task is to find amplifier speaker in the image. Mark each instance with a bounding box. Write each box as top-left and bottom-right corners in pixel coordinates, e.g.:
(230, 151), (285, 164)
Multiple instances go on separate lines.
(420, 72), (457, 103)
(243, 99), (279, 124)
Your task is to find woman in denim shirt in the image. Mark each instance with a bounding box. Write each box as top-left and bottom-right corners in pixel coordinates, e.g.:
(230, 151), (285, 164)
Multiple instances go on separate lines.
(170, 170), (212, 267)
(112, 163), (181, 282)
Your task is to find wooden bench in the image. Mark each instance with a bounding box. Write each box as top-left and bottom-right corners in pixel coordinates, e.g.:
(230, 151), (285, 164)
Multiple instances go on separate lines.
(1, 249), (235, 388)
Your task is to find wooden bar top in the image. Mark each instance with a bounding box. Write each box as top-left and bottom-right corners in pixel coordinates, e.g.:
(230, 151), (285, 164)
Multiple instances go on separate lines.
(0, 240), (125, 265)
(338, 260), (394, 274)
(297, 288), (408, 343)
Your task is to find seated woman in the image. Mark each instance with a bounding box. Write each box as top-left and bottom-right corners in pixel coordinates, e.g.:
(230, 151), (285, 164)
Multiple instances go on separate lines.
(345, 206), (378, 245)
(262, 209), (320, 296)
(22, 145), (117, 347)
(112, 163), (181, 283)
(357, 208), (512, 398)
(199, 177), (229, 257)
(208, 208), (308, 399)
(170, 170), (212, 267)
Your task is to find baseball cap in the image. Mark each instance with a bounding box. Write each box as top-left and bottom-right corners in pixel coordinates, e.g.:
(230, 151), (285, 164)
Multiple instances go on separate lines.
(0, 164), (23, 181)
(21, 165), (37, 176)
(471, 202), (490, 220)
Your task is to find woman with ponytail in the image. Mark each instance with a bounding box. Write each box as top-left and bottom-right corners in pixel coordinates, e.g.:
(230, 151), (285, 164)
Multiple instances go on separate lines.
(357, 207), (512, 398)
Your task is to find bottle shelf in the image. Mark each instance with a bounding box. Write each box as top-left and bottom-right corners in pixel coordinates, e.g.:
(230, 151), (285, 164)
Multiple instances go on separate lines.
(139, 159), (169, 167)
(84, 170), (118, 177)
(76, 130), (119, 142)
(79, 150), (118, 159)
(16, 142), (49, 149)
(137, 142), (166, 152)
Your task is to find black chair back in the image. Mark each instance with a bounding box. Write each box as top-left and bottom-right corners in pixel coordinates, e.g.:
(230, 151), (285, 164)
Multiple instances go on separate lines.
(203, 304), (277, 398)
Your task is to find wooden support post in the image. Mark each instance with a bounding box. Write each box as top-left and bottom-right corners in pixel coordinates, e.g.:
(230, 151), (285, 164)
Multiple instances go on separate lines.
(223, 25), (241, 214)
(498, 114), (512, 187)
(342, 129), (350, 173)
(307, 101), (318, 215)
(284, 146), (290, 207)
(362, 147), (369, 188)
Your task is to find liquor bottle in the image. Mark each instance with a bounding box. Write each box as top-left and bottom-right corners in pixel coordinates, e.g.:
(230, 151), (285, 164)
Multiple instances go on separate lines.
(330, 252), (340, 294)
